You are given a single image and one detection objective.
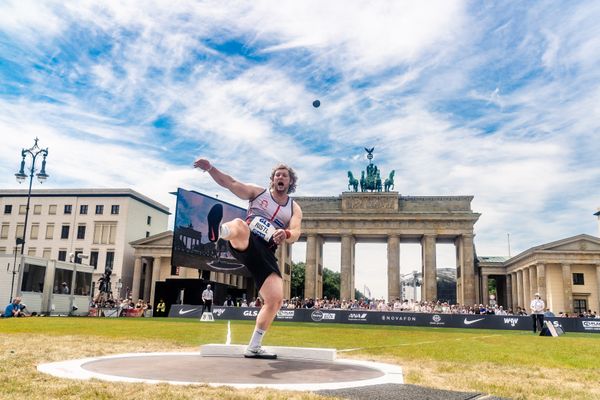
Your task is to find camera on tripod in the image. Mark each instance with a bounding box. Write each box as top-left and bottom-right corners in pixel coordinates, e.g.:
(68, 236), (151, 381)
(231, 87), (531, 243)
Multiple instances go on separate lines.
(98, 266), (113, 294)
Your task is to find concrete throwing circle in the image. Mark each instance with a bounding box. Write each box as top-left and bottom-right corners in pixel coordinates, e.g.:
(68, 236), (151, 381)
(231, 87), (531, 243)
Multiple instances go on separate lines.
(37, 351), (404, 391)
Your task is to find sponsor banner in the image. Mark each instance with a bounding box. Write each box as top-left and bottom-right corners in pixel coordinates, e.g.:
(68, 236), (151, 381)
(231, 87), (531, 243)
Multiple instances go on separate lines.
(168, 304), (204, 318)
(308, 309), (338, 323)
(276, 310), (296, 320)
(167, 305), (599, 333)
(579, 319), (600, 332)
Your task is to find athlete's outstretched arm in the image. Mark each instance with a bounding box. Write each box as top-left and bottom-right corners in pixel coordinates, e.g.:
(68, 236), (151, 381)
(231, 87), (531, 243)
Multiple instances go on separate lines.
(286, 202), (303, 243)
(194, 158), (262, 200)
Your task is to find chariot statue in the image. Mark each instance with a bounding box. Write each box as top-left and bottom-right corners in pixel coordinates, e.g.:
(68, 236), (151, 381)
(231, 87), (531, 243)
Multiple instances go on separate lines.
(347, 147), (396, 192)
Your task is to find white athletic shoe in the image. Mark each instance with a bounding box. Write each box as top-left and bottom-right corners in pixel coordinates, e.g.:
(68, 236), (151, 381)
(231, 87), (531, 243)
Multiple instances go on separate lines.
(244, 347), (277, 359)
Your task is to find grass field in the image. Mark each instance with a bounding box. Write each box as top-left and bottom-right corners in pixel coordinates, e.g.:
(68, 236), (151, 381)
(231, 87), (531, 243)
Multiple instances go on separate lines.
(1, 317), (599, 400)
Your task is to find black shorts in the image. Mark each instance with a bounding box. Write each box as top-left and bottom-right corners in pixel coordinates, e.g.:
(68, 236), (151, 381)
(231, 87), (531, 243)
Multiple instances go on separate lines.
(228, 232), (282, 291)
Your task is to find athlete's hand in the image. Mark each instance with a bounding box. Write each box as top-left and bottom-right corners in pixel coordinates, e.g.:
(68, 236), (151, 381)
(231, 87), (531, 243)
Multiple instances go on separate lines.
(273, 229), (287, 245)
(194, 158), (212, 172)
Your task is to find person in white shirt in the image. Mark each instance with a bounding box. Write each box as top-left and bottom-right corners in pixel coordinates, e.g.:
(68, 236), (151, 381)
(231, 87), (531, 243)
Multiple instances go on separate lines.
(201, 284), (213, 314)
(530, 292), (545, 334)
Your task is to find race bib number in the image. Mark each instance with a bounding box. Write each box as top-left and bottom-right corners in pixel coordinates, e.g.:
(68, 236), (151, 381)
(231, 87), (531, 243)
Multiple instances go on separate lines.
(248, 217), (277, 242)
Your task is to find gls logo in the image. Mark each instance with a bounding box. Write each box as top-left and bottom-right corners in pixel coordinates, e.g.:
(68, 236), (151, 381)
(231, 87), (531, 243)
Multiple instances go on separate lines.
(504, 318), (519, 327)
(243, 310), (259, 317)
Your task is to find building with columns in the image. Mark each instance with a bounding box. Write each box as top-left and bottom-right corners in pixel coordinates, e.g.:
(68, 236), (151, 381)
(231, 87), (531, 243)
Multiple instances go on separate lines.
(293, 192), (480, 305)
(130, 231), (249, 307)
(478, 234), (600, 314)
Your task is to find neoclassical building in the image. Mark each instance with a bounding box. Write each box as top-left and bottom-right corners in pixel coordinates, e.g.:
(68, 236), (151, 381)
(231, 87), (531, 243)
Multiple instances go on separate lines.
(479, 234), (600, 314)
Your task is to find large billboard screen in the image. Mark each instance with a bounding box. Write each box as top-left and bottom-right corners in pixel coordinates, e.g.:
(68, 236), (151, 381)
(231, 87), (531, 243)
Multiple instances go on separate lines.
(171, 188), (251, 276)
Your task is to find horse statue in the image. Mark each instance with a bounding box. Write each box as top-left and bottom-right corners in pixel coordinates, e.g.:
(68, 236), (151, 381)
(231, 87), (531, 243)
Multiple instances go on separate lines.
(384, 170), (395, 192)
(360, 171), (366, 192)
(347, 171), (359, 192)
(375, 171), (382, 192)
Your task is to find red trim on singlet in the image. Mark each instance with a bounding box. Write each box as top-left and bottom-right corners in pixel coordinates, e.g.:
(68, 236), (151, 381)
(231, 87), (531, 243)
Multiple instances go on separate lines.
(270, 204), (281, 221)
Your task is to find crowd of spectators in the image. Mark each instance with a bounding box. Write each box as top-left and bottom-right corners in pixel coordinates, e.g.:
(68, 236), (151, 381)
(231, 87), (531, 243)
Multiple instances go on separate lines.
(264, 297), (599, 318)
(88, 296), (153, 317)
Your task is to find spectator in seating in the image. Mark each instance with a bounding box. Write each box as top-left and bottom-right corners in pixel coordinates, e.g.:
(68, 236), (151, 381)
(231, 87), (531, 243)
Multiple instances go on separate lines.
(61, 282), (70, 294)
(224, 295), (235, 306)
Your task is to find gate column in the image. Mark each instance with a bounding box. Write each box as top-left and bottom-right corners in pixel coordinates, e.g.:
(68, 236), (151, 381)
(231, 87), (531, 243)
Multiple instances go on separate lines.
(387, 235), (400, 302)
(421, 234), (437, 301)
(341, 234), (356, 301)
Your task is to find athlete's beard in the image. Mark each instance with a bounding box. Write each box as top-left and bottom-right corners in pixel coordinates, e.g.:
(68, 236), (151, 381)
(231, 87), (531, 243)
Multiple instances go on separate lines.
(273, 182), (288, 194)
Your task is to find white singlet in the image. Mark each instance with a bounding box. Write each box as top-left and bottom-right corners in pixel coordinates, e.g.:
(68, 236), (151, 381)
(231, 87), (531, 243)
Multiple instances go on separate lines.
(246, 189), (293, 229)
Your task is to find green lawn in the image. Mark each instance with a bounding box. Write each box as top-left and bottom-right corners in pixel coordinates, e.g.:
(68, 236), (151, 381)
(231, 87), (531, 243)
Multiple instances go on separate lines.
(1, 317), (599, 400)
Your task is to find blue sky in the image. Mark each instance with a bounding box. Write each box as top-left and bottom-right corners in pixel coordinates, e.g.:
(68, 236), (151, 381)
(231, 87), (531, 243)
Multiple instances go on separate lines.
(1, 1), (599, 298)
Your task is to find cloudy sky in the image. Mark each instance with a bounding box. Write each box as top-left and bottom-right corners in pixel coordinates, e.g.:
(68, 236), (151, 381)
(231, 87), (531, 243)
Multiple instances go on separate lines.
(1, 1), (598, 299)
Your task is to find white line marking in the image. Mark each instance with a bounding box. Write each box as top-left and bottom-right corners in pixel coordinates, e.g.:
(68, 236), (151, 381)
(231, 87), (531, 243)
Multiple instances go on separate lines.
(338, 334), (501, 353)
(225, 320), (231, 345)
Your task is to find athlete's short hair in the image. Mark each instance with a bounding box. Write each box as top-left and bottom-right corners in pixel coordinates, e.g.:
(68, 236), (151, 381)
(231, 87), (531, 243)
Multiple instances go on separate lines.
(270, 163), (297, 194)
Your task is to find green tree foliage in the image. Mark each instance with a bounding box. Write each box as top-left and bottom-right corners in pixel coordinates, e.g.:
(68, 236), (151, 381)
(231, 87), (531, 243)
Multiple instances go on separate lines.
(291, 261), (365, 300)
(291, 262), (305, 298)
(322, 267), (339, 299)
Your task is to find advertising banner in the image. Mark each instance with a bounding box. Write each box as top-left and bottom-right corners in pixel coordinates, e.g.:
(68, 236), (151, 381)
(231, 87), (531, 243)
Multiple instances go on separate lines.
(167, 305), (599, 333)
(171, 188), (250, 276)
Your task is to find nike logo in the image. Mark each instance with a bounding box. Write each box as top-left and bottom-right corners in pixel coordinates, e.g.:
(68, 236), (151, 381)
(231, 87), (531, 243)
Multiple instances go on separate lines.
(179, 308), (199, 315)
(464, 318), (485, 325)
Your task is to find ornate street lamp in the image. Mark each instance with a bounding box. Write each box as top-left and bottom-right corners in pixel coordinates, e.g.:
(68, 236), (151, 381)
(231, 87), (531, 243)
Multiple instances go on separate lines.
(11, 138), (49, 301)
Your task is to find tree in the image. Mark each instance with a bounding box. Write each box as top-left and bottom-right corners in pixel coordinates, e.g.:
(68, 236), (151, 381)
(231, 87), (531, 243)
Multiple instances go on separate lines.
(291, 261), (364, 300)
(291, 261), (305, 298)
(322, 268), (340, 299)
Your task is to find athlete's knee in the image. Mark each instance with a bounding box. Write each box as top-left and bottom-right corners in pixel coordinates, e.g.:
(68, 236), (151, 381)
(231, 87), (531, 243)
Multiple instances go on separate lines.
(229, 218), (248, 232)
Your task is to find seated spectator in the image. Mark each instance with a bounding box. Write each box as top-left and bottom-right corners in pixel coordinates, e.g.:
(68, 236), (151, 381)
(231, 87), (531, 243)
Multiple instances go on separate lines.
(223, 295), (235, 306)
(3, 297), (29, 318)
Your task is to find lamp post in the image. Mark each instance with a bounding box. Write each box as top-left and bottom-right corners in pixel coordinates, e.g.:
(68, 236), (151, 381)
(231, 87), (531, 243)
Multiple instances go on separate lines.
(12, 138), (49, 301)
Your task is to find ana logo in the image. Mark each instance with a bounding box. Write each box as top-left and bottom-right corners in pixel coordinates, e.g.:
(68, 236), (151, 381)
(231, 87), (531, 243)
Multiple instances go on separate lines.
(276, 310), (295, 319)
(243, 310), (259, 317)
(432, 314), (441, 323)
(259, 199), (269, 209)
(212, 307), (226, 317)
(504, 317), (519, 327)
(348, 313), (368, 321)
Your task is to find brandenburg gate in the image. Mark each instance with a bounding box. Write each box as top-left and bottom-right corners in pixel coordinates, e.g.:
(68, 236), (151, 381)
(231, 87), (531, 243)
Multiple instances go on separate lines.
(276, 193), (480, 305)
